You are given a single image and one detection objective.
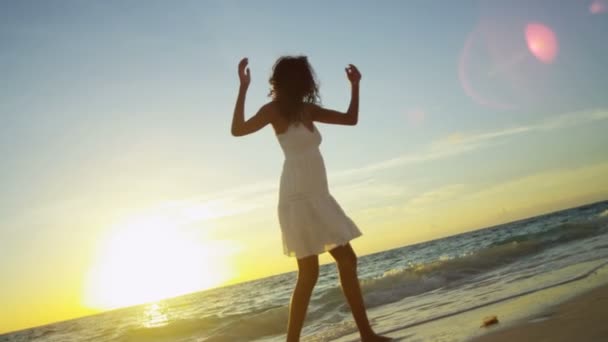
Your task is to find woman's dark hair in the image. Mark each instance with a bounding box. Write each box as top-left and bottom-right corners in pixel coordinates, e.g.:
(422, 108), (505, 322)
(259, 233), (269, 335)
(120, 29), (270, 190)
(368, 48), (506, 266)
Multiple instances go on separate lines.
(268, 55), (321, 123)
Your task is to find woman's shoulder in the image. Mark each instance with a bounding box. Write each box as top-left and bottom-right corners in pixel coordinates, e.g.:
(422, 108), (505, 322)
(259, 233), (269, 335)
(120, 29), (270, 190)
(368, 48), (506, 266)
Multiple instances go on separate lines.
(302, 103), (322, 120)
(263, 101), (317, 116)
(258, 101), (283, 124)
(261, 101), (280, 117)
(303, 102), (320, 109)
(264, 101), (320, 122)
(266, 100), (319, 109)
(301, 102), (321, 116)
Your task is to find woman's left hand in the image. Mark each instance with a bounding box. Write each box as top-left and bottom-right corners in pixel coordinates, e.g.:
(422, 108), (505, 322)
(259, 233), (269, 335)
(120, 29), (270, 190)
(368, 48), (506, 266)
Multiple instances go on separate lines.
(345, 64), (361, 86)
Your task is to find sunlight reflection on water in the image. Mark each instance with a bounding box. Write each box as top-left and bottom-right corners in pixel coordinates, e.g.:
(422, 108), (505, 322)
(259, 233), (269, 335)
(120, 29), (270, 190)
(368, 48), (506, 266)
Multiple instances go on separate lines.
(142, 302), (170, 328)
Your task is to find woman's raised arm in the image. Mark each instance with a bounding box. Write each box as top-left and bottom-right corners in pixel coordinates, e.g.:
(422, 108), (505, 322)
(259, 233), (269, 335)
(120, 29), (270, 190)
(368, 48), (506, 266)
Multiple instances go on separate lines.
(231, 58), (273, 137)
(312, 64), (361, 126)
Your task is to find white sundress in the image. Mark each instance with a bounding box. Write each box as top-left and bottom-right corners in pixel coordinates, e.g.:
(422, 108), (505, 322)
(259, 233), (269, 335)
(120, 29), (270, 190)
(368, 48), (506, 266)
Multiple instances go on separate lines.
(276, 122), (362, 259)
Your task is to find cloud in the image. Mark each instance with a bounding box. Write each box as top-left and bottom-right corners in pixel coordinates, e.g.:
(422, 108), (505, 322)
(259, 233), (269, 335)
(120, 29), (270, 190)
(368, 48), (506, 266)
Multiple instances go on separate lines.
(140, 109), (607, 227)
(450, 161), (608, 228)
(405, 184), (467, 208)
(438, 109), (608, 146)
(462, 161), (608, 204)
(364, 161), (608, 241)
(334, 108), (608, 181)
(329, 139), (478, 180)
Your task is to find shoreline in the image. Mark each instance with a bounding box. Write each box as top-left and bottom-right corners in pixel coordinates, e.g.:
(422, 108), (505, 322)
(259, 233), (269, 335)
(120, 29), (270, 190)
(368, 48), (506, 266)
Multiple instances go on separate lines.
(333, 258), (608, 342)
(470, 283), (608, 342)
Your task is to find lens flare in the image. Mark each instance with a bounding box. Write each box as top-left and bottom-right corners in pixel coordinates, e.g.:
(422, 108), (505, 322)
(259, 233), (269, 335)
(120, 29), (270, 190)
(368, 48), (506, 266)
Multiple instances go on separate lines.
(525, 23), (558, 64)
(458, 28), (514, 110)
(405, 108), (426, 126)
(590, 0), (607, 14)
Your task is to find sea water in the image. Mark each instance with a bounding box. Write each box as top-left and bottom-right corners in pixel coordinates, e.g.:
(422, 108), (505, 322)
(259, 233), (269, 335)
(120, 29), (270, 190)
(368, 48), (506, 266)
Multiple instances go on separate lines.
(2, 201), (608, 342)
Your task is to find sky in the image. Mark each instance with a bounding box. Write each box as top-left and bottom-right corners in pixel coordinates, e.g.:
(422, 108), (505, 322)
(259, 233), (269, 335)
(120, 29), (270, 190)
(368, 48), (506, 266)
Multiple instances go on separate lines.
(1, 0), (608, 334)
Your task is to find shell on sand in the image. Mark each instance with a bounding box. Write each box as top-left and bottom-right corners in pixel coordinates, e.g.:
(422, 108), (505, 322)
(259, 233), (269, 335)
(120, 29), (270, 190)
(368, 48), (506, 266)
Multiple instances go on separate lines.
(481, 315), (499, 327)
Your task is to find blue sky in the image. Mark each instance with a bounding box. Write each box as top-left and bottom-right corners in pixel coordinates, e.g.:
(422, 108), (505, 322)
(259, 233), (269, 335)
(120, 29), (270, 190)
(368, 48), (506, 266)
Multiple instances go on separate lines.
(1, 0), (608, 332)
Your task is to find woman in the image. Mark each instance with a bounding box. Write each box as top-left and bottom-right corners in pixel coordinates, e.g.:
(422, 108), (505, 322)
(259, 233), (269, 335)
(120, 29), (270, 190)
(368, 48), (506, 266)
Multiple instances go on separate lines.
(231, 56), (390, 342)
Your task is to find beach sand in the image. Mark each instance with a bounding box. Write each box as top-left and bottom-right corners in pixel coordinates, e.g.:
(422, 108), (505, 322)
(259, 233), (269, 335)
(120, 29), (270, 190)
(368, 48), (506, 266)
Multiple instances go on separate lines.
(471, 284), (608, 342)
(334, 260), (608, 342)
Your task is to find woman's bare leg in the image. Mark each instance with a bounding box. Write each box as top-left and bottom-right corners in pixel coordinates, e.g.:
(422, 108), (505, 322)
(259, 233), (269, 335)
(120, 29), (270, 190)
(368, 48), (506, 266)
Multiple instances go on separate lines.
(286, 254), (319, 342)
(329, 244), (391, 342)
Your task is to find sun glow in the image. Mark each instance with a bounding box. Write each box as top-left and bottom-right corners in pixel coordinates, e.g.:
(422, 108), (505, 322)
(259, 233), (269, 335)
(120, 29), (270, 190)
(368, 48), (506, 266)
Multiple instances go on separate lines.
(84, 209), (238, 310)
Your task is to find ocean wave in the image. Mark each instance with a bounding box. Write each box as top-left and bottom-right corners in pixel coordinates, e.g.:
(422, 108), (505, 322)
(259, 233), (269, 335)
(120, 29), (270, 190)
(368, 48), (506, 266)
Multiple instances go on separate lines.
(319, 216), (608, 310)
(203, 306), (288, 342)
(344, 259), (608, 342)
(307, 240), (542, 318)
(117, 216), (608, 342)
(490, 217), (607, 247)
(357, 239), (542, 308)
(136, 254), (510, 341)
(119, 305), (288, 342)
(119, 316), (221, 341)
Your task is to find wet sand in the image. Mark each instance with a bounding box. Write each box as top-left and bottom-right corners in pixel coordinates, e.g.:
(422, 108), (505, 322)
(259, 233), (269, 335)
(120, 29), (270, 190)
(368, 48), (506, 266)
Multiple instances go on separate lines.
(471, 284), (608, 342)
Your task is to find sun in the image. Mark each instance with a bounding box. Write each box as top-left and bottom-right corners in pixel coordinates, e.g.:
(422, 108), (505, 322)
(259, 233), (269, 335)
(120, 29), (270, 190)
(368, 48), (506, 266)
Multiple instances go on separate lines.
(84, 211), (237, 310)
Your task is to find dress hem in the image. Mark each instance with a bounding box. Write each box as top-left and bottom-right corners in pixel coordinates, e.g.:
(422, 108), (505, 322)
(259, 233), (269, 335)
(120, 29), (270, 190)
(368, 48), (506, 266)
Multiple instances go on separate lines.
(283, 232), (362, 259)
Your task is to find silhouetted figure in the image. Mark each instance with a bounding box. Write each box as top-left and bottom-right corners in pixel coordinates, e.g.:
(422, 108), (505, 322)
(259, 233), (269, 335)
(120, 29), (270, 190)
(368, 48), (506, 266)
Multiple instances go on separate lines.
(231, 56), (391, 342)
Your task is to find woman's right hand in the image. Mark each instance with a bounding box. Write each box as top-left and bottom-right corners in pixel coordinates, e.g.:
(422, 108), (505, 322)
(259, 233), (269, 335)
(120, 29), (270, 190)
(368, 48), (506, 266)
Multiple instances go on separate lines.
(238, 57), (251, 89)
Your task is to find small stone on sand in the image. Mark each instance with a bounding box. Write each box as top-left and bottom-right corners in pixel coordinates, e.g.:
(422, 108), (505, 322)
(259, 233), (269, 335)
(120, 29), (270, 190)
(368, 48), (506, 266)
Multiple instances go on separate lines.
(481, 315), (499, 327)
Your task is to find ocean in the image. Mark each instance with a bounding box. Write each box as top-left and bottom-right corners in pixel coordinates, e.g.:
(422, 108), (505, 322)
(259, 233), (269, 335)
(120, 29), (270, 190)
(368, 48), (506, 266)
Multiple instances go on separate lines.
(3, 200), (608, 342)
